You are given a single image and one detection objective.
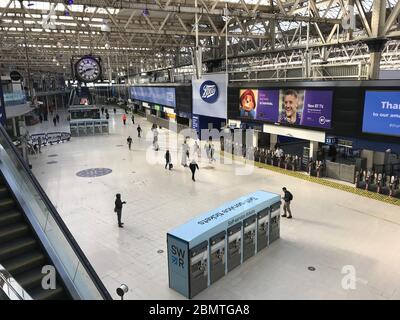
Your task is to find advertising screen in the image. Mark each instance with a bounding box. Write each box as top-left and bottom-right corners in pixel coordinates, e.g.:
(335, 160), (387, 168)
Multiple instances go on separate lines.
(362, 91), (400, 137)
(130, 86), (176, 108)
(0, 84), (6, 126)
(239, 88), (333, 129)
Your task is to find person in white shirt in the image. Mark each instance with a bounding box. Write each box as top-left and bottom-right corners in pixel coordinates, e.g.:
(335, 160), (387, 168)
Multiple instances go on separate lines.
(193, 141), (201, 158)
(181, 140), (190, 167)
(274, 147), (284, 158)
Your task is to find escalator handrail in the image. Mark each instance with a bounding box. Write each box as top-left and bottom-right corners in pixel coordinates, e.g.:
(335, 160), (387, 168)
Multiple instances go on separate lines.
(0, 264), (33, 300)
(0, 125), (112, 300)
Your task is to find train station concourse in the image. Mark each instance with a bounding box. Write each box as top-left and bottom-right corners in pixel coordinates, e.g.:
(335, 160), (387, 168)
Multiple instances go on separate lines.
(0, 0), (400, 304)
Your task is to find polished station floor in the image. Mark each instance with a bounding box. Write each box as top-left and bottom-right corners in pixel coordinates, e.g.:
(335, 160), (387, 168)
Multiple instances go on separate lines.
(28, 109), (400, 300)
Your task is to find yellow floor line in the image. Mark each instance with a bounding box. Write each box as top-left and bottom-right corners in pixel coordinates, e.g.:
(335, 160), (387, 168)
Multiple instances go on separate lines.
(221, 152), (400, 207)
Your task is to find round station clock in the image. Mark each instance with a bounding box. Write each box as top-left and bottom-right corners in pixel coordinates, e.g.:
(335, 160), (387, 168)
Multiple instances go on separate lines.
(74, 56), (102, 82)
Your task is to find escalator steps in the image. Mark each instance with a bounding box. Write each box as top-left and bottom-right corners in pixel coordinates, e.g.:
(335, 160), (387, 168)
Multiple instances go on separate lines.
(0, 210), (22, 227)
(0, 186), (9, 199)
(0, 198), (15, 212)
(0, 176), (72, 300)
(30, 286), (67, 300)
(2, 250), (46, 275)
(0, 237), (37, 261)
(0, 223), (30, 243)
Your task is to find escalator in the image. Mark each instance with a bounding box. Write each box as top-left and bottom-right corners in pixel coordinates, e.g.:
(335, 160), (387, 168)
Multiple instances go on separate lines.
(0, 174), (69, 300)
(0, 125), (112, 300)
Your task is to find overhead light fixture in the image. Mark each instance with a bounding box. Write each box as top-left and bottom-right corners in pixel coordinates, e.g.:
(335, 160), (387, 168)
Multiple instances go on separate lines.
(101, 19), (111, 32)
(142, 8), (149, 17)
(129, 62), (133, 67)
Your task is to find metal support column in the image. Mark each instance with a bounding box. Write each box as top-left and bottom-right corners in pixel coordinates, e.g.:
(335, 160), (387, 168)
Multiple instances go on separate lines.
(368, 0), (387, 79)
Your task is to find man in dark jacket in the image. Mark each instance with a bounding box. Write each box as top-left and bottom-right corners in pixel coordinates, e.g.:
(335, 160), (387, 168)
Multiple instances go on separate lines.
(114, 193), (127, 228)
(189, 160), (199, 181)
(137, 125), (142, 138)
(165, 150), (171, 169)
(127, 136), (133, 150)
(281, 187), (293, 219)
(131, 114), (135, 124)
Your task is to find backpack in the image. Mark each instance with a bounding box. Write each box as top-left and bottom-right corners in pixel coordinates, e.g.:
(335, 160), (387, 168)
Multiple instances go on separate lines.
(288, 192), (293, 201)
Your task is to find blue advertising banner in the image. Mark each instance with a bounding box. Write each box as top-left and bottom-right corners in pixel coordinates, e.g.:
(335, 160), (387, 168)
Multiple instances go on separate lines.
(129, 86), (176, 108)
(0, 85), (6, 126)
(362, 91), (400, 137)
(192, 114), (200, 137)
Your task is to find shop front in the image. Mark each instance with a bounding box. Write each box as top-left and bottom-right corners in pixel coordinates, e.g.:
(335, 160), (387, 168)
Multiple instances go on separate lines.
(129, 84), (192, 130)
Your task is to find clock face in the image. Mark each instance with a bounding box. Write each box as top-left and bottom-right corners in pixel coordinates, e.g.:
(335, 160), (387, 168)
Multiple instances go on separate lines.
(75, 56), (101, 82)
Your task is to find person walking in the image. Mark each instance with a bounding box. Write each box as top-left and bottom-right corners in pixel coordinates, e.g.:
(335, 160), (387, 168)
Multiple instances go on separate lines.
(153, 127), (159, 150)
(204, 141), (210, 161)
(210, 143), (216, 162)
(39, 114), (43, 123)
(37, 136), (42, 153)
(165, 150), (171, 170)
(113, 107), (117, 114)
(189, 159), (199, 181)
(122, 113), (127, 125)
(53, 116), (57, 126)
(114, 193), (127, 228)
(56, 113), (60, 123)
(281, 187), (293, 219)
(127, 136), (133, 150)
(193, 141), (200, 159)
(181, 141), (189, 167)
(131, 114), (135, 125)
(101, 107), (104, 115)
(137, 124), (142, 138)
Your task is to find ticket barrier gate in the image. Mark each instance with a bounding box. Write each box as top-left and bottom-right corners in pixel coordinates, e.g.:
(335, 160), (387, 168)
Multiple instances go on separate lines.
(227, 223), (242, 272)
(257, 209), (269, 252)
(209, 231), (226, 284)
(189, 241), (208, 298)
(243, 215), (256, 262)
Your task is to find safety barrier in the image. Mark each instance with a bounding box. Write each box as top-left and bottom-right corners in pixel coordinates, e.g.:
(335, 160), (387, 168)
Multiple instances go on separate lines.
(221, 151), (400, 207)
(29, 132), (71, 146)
(69, 119), (109, 136)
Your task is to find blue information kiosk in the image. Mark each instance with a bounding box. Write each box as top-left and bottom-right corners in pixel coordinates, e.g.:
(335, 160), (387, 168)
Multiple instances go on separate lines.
(167, 190), (281, 299)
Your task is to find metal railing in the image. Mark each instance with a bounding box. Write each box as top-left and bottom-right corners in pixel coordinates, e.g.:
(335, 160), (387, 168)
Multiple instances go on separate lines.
(0, 264), (33, 300)
(0, 125), (112, 300)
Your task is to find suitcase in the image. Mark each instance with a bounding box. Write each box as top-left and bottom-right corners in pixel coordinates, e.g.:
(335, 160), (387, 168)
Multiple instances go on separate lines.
(169, 163), (173, 170)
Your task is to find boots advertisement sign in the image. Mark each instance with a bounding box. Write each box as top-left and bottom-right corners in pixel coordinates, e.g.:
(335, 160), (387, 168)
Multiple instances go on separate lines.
(239, 88), (333, 129)
(0, 85), (6, 126)
(192, 73), (228, 119)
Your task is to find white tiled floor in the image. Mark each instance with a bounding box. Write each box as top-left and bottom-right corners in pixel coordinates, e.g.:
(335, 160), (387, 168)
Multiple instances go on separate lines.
(28, 109), (400, 300)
